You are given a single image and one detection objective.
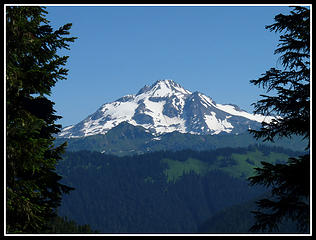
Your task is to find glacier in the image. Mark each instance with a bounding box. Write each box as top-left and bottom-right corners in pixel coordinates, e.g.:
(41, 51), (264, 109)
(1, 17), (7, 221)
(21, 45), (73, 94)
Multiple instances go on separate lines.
(58, 79), (274, 138)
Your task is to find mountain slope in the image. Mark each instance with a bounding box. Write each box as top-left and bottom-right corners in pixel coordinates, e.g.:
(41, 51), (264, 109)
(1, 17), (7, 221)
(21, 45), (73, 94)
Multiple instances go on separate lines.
(198, 195), (300, 233)
(54, 122), (307, 156)
(59, 79), (274, 138)
(56, 145), (301, 233)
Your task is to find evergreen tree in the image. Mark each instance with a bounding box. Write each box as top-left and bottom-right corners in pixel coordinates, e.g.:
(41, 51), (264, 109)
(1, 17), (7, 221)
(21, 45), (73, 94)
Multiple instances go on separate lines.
(248, 6), (310, 233)
(6, 6), (76, 233)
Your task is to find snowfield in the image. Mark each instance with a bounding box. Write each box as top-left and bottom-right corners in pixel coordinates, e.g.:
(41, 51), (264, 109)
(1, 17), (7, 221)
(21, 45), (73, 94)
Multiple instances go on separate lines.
(59, 79), (274, 138)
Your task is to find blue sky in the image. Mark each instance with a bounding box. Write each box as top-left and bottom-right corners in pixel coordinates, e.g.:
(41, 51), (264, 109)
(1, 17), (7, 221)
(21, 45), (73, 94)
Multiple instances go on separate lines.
(46, 4), (293, 127)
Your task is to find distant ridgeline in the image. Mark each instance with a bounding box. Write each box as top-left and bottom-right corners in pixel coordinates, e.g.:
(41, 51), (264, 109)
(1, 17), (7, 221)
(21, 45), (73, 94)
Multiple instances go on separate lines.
(56, 144), (305, 233)
(55, 122), (307, 156)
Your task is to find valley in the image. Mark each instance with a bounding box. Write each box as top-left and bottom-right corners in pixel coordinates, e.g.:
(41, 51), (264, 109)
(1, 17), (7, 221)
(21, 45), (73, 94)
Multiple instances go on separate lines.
(56, 144), (305, 233)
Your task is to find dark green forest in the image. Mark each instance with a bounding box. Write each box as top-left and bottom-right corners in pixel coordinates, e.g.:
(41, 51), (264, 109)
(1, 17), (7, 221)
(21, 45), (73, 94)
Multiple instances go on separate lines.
(55, 145), (304, 233)
(44, 216), (99, 234)
(198, 194), (299, 234)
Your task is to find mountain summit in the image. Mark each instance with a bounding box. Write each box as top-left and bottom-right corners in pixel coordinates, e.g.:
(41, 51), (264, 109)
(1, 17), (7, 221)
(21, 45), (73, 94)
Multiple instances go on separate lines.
(59, 79), (273, 138)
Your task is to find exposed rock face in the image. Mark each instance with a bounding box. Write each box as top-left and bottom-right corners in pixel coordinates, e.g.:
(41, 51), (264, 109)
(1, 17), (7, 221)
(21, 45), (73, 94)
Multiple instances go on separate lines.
(59, 79), (273, 138)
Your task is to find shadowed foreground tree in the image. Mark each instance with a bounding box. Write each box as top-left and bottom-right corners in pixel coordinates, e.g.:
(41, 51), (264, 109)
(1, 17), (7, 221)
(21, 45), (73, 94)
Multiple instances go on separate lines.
(248, 6), (310, 233)
(6, 6), (76, 233)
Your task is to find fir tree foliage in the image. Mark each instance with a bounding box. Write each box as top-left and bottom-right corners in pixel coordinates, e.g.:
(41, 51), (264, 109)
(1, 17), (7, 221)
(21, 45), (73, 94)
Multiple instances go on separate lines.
(249, 6), (310, 143)
(248, 6), (310, 233)
(6, 6), (76, 233)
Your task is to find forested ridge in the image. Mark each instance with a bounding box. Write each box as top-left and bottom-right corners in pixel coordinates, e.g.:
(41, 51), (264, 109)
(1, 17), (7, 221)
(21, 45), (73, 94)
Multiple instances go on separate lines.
(55, 123), (307, 156)
(55, 145), (303, 233)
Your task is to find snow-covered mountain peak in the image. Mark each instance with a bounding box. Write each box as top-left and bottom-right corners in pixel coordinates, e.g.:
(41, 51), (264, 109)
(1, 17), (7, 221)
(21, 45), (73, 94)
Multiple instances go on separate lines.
(136, 79), (191, 98)
(59, 79), (273, 138)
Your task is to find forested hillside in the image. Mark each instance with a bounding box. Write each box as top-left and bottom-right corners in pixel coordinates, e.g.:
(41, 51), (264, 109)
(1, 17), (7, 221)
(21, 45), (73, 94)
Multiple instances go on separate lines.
(56, 145), (303, 233)
(198, 195), (299, 233)
(55, 122), (307, 156)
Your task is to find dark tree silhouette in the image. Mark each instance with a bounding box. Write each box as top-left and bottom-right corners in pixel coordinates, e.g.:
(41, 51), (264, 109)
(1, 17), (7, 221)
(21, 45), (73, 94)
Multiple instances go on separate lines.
(248, 6), (310, 233)
(6, 6), (76, 233)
